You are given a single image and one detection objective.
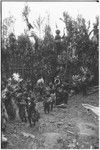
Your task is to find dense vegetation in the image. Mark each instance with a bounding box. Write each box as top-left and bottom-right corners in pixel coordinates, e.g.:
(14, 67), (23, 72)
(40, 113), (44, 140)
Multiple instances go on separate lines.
(2, 8), (99, 89)
(1, 6), (99, 149)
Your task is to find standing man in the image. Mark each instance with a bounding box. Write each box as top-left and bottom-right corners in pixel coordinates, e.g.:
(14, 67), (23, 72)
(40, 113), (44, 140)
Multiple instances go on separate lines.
(27, 97), (36, 126)
(55, 29), (62, 55)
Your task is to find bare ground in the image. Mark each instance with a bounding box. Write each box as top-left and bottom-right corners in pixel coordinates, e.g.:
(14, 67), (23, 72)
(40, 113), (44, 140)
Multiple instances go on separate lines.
(4, 92), (99, 149)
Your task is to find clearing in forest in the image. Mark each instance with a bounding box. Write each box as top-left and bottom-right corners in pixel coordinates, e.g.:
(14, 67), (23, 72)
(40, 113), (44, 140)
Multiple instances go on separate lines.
(5, 92), (99, 149)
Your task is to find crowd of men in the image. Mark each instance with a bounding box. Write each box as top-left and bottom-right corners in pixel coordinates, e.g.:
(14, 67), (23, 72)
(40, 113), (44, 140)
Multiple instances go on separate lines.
(2, 72), (90, 135)
(2, 71), (90, 129)
(1, 76), (69, 130)
(1, 73), (90, 148)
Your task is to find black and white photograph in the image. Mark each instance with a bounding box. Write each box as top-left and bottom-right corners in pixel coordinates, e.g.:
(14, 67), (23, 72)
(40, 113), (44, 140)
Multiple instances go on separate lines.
(1, 1), (99, 149)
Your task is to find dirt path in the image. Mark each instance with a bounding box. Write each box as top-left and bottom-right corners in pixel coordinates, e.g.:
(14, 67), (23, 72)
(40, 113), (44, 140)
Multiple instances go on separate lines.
(5, 92), (99, 149)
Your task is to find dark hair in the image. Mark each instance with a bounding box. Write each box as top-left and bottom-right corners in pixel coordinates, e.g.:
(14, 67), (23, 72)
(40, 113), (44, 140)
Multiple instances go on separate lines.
(56, 29), (60, 34)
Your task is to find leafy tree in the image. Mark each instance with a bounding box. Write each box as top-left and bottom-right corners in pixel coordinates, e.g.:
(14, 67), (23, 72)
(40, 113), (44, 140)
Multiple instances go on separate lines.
(2, 15), (15, 39)
(2, 15), (16, 78)
(33, 15), (45, 37)
(2, 10), (99, 90)
(59, 12), (99, 87)
(1, 33), (17, 78)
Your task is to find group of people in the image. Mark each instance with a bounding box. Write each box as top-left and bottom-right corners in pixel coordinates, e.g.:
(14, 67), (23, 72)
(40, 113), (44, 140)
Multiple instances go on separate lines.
(43, 92), (56, 114)
(1, 79), (39, 127)
(15, 89), (40, 127)
(1, 75), (71, 148)
(1, 76), (70, 129)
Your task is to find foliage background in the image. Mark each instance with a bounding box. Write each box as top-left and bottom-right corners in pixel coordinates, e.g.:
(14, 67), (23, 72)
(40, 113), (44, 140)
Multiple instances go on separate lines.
(1, 8), (99, 87)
